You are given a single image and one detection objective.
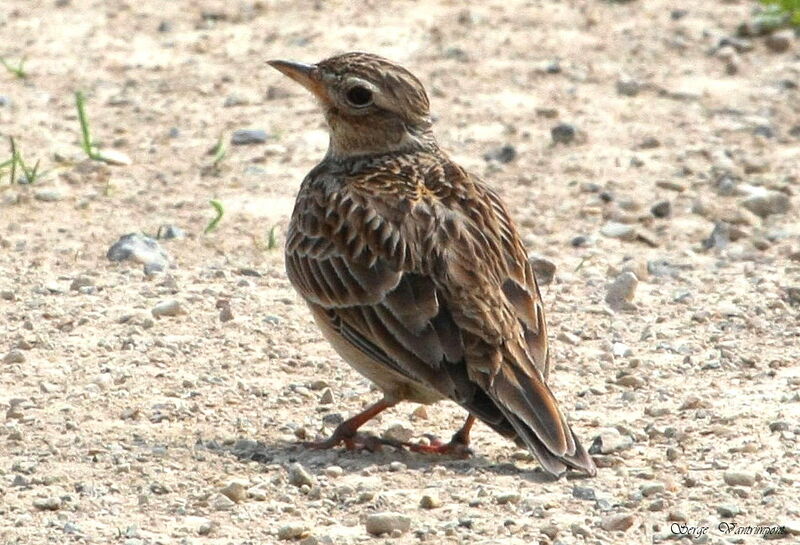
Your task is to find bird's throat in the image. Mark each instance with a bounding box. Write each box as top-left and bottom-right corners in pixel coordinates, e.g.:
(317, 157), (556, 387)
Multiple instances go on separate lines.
(324, 109), (435, 160)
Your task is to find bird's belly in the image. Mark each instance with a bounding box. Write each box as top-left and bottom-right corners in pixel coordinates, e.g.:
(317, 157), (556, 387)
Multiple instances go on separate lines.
(309, 305), (443, 405)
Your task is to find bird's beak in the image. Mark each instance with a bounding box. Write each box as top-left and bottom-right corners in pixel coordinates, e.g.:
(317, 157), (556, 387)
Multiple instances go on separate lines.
(267, 59), (327, 101)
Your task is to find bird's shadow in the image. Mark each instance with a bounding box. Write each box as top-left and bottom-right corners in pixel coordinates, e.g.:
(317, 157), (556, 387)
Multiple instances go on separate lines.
(197, 436), (590, 484)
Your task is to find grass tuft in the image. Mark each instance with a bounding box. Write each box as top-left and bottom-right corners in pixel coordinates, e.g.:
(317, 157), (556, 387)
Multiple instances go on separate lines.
(3, 137), (46, 184)
(759, 0), (800, 27)
(0, 56), (27, 79)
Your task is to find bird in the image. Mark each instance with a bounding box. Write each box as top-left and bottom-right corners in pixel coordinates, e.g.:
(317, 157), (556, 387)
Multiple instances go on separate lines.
(268, 52), (596, 477)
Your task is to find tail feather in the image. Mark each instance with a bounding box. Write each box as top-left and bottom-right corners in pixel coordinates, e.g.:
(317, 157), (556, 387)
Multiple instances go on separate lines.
(466, 363), (596, 477)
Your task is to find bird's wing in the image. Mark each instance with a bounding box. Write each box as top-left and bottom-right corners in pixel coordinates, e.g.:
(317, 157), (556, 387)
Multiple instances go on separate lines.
(284, 172), (475, 403)
(483, 185), (551, 380)
(428, 167), (594, 475)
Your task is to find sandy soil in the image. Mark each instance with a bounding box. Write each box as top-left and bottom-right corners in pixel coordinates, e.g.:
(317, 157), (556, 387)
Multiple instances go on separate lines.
(1, 1), (799, 544)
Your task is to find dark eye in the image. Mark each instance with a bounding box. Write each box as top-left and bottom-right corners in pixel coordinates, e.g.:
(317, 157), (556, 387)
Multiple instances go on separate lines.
(345, 85), (373, 107)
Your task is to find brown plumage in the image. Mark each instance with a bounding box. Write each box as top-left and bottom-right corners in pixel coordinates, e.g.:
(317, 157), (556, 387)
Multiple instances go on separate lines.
(269, 52), (596, 477)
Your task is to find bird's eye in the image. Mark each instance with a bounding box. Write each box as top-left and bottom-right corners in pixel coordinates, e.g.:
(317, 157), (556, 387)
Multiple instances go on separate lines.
(345, 85), (373, 107)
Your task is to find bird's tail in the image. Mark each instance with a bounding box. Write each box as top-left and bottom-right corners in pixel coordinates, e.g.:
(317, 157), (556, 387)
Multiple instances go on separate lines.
(467, 363), (596, 477)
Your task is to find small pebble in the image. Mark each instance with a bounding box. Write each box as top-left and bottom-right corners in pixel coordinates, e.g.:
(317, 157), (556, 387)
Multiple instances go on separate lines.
(723, 470), (756, 487)
(740, 190), (790, 218)
(96, 149), (132, 166)
(365, 512), (411, 536)
(32, 497), (62, 511)
(589, 430), (633, 454)
(231, 129), (268, 145)
(218, 303), (234, 322)
(151, 299), (183, 318)
(278, 523), (309, 540)
(185, 516), (214, 535)
(641, 482), (665, 497)
(600, 222), (636, 241)
(382, 422), (414, 443)
(703, 221), (731, 250)
(616, 76), (640, 97)
(420, 491), (442, 509)
(645, 406), (670, 417)
(570, 523), (592, 537)
(483, 144), (517, 163)
(34, 189), (65, 202)
(600, 513), (635, 532)
(617, 374), (644, 388)
(389, 461), (407, 472)
(639, 136), (660, 149)
(651, 200), (671, 218)
(612, 343), (632, 358)
(212, 493), (235, 511)
(656, 179), (686, 192)
(319, 388), (334, 404)
(668, 510), (687, 522)
(156, 225), (185, 239)
(70, 276), (94, 291)
(551, 123), (576, 144)
(765, 29), (793, 53)
(529, 255), (556, 285)
(288, 463), (316, 487)
(247, 484), (268, 501)
(605, 272), (638, 311)
(3, 350), (25, 364)
(571, 235), (590, 247)
(540, 524), (559, 539)
(769, 421), (789, 432)
(572, 486), (596, 500)
(717, 504), (740, 518)
(220, 481), (247, 503)
(495, 491), (520, 505)
(107, 233), (170, 275)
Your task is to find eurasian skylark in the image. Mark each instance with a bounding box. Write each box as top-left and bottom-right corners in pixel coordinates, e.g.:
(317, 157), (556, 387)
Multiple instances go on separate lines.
(269, 52), (596, 477)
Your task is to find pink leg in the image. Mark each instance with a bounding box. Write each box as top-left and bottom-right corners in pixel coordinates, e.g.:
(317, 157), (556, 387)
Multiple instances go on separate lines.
(304, 398), (396, 452)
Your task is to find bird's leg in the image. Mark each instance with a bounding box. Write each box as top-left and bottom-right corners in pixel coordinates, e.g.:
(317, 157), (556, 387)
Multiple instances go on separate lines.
(403, 414), (476, 458)
(303, 398), (396, 452)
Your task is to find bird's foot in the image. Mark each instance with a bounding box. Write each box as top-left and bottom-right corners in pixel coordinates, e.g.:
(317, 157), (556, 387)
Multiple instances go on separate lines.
(401, 435), (473, 458)
(300, 398), (400, 452)
(302, 430), (401, 453)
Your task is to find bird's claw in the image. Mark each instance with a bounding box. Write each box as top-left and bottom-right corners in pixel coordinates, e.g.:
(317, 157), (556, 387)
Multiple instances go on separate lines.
(302, 432), (403, 453)
(400, 436), (474, 458)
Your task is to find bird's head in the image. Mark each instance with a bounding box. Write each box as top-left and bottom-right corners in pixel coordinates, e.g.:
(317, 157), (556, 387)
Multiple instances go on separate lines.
(268, 52), (434, 158)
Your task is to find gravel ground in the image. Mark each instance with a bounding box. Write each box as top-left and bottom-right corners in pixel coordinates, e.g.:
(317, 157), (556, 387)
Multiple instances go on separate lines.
(1, 1), (799, 544)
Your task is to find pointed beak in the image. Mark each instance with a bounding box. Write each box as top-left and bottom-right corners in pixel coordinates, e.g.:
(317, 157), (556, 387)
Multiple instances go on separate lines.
(267, 59), (327, 100)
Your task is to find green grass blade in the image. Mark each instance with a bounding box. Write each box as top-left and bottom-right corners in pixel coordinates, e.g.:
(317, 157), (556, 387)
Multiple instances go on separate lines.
(267, 225), (278, 250)
(205, 199), (225, 234)
(0, 56), (27, 79)
(212, 135), (227, 168)
(75, 91), (101, 159)
(9, 137), (17, 185)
